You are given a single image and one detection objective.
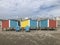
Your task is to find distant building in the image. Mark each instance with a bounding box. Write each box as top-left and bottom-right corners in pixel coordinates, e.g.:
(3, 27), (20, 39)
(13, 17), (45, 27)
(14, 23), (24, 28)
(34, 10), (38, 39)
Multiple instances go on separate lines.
(55, 16), (60, 28)
(56, 17), (60, 20)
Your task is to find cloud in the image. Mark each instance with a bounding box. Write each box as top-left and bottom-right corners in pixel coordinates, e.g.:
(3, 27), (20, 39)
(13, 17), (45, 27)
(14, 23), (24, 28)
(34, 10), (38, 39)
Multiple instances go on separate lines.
(0, 0), (60, 19)
(35, 0), (60, 17)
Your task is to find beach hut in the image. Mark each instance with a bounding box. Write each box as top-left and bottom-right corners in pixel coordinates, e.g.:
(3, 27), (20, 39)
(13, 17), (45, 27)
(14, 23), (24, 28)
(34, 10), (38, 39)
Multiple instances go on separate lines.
(2, 19), (19, 31)
(38, 19), (56, 29)
(56, 17), (60, 29)
(20, 19), (37, 31)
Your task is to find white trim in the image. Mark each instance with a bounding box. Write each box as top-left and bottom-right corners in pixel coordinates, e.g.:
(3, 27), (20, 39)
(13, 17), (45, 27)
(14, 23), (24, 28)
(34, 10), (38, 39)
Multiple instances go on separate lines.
(48, 19), (49, 27)
(29, 20), (30, 27)
(37, 21), (38, 28)
(9, 20), (10, 27)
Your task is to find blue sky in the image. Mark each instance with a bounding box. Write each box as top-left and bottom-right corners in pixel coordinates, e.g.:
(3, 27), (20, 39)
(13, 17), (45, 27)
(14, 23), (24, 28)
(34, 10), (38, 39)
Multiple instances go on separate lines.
(0, 0), (60, 19)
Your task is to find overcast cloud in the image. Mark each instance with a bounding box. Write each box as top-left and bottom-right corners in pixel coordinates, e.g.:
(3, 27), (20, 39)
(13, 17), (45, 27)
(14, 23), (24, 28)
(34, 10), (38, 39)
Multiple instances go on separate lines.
(0, 0), (60, 19)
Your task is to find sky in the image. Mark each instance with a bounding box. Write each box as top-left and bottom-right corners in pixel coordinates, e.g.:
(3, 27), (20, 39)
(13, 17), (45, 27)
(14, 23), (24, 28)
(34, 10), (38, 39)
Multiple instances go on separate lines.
(0, 0), (60, 19)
